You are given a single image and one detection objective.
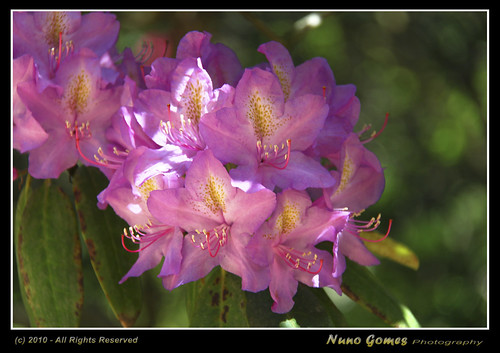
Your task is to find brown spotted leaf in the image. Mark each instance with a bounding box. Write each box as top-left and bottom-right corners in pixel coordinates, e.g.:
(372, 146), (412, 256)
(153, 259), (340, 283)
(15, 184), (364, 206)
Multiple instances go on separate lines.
(186, 267), (249, 327)
(72, 166), (142, 327)
(14, 178), (83, 327)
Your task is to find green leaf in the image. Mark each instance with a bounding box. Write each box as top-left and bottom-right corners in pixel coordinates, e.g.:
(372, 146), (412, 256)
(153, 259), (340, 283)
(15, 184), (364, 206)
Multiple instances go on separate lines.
(186, 267), (249, 327)
(361, 231), (420, 270)
(72, 166), (142, 327)
(340, 259), (420, 327)
(14, 179), (83, 327)
(246, 283), (348, 327)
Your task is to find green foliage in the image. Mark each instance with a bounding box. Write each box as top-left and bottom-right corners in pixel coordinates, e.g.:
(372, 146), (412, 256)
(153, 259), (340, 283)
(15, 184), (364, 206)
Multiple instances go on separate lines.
(15, 177), (83, 327)
(72, 166), (143, 327)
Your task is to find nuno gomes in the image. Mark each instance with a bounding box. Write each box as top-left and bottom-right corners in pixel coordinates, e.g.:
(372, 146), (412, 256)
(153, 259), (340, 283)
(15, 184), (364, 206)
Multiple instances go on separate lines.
(326, 334), (408, 347)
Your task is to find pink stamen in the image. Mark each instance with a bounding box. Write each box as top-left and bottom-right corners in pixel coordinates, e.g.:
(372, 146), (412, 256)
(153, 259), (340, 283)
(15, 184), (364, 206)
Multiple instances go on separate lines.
(190, 225), (229, 258)
(73, 122), (125, 170)
(159, 106), (205, 151)
(347, 216), (392, 243)
(276, 246), (324, 275)
(362, 112), (389, 144)
(121, 224), (171, 253)
(257, 139), (291, 170)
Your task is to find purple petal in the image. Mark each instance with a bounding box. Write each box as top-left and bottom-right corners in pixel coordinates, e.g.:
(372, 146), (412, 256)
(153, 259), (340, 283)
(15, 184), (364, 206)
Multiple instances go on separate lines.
(161, 236), (219, 290)
(258, 41), (295, 100)
(325, 133), (385, 213)
(259, 151), (336, 190)
(220, 231), (270, 292)
(176, 31), (212, 59)
(13, 55), (48, 153)
(338, 232), (380, 266)
(225, 187), (276, 236)
(269, 259), (299, 314)
(120, 227), (183, 283)
(274, 93), (329, 151)
(291, 57), (335, 102)
(27, 130), (78, 179)
(199, 108), (257, 165)
(145, 57), (179, 90)
(68, 12), (119, 56)
(234, 68), (286, 143)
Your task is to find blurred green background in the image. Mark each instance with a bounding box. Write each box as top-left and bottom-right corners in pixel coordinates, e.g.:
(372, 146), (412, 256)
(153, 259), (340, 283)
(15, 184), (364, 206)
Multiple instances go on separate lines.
(13, 11), (488, 327)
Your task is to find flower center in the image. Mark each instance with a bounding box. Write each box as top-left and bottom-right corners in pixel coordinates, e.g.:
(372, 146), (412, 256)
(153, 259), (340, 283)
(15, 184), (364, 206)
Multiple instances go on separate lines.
(47, 31), (74, 77)
(63, 69), (91, 116)
(201, 175), (227, 214)
(159, 104), (205, 151)
(43, 12), (69, 48)
(189, 224), (230, 257)
(256, 139), (291, 170)
(332, 149), (355, 197)
(181, 80), (205, 125)
(275, 201), (300, 235)
(65, 120), (126, 170)
(246, 91), (287, 140)
(137, 177), (161, 202)
(276, 245), (323, 274)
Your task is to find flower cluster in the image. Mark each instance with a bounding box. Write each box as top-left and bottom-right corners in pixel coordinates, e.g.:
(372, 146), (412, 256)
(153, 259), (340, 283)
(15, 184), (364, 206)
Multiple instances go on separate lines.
(13, 11), (390, 313)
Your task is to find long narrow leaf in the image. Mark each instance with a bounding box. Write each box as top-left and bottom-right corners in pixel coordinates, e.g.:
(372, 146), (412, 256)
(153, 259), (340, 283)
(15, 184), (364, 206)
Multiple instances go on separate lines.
(361, 231), (419, 270)
(341, 259), (420, 327)
(72, 166), (142, 327)
(14, 179), (83, 327)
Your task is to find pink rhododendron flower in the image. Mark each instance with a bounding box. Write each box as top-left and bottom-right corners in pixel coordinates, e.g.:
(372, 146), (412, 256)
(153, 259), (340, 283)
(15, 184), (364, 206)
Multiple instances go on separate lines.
(247, 189), (346, 313)
(200, 67), (334, 191)
(135, 57), (234, 156)
(147, 150), (276, 291)
(176, 31), (243, 88)
(17, 48), (123, 179)
(323, 132), (386, 213)
(98, 146), (188, 282)
(13, 55), (48, 153)
(13, 11), (119, 80)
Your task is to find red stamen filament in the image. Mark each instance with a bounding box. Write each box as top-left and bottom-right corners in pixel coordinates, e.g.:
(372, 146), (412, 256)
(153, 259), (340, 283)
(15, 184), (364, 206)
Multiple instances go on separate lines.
(362, 113), (389, 144)
(347, 215), (393, 243)
(72, 121), (124, 170)
(276, 245), (324, 274)
(257, 139), (291, 170)
(121, 224), (171, 253)
(190, 225), (229, 258)
(159, 104), (205, 151)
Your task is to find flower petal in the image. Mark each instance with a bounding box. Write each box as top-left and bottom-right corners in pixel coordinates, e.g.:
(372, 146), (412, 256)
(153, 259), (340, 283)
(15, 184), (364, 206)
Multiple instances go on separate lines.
(198, 107), (256, 165)
(258, 41), (295, 100)
(269, 259), (299, 314)
(338, 232), (380, 266)
(259, 151), (336, 190)
(161, 236), (219, 290)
